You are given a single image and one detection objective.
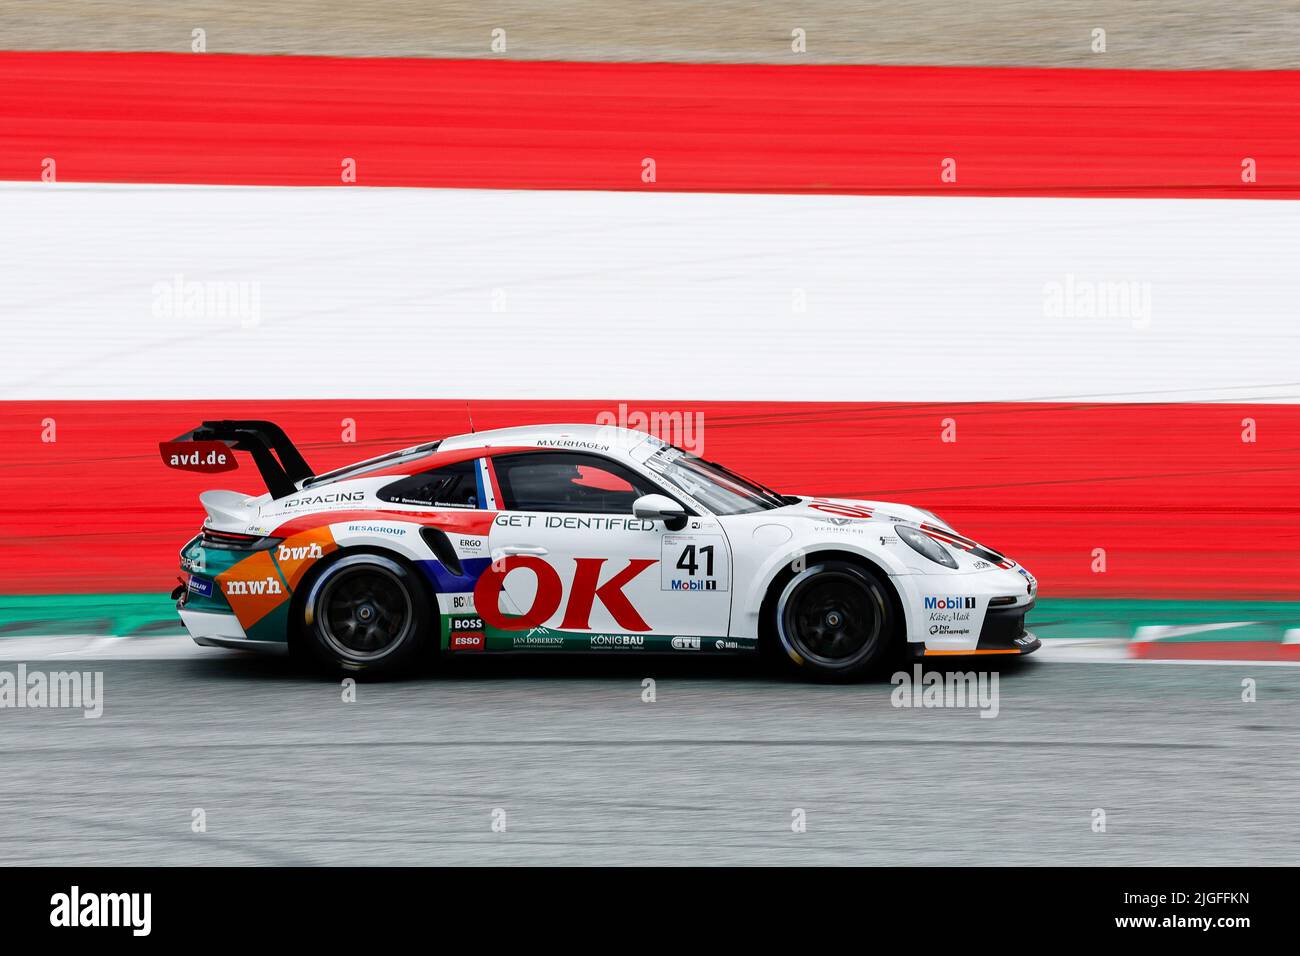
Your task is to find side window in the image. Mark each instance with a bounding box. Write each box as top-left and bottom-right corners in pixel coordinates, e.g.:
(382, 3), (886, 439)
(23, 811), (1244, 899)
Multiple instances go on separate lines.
(492, 452), (661, 514)
(378, 459), (479, 508)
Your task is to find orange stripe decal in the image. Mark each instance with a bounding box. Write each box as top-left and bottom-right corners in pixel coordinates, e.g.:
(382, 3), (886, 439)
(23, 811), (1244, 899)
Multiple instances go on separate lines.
(924, 648), (1023, 656)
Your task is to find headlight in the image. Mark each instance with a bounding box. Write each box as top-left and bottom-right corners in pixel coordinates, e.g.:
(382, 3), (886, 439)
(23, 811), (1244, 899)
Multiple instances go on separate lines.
(897, 525), (958, 569)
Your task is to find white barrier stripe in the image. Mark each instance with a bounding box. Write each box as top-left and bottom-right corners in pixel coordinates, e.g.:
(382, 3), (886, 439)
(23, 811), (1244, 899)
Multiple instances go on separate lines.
(4, 184), (1300, 403)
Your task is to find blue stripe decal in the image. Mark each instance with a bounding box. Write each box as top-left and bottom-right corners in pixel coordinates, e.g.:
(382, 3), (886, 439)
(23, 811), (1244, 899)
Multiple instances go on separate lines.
(418, 557), (491, 594)
(474, 461), (487, 508)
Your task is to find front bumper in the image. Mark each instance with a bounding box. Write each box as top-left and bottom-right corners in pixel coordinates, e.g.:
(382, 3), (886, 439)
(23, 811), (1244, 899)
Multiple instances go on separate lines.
(916, 601), (1039, 657)
(896, 564), (1039, 655)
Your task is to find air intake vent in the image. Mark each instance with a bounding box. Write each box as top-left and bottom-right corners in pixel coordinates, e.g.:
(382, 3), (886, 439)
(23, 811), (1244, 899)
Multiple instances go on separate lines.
(419, 527), (463, 576)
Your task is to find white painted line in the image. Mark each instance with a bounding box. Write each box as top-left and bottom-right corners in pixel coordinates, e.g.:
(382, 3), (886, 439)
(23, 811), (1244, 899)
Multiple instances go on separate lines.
(0, 635), (234, 661)
(3, 635), (1298, 667)
(1033, 639), (1300, 667)
(1031, 638), (1131, 662)
(1079, 657), (1300, 668)
(1132, 622), (1256, 642)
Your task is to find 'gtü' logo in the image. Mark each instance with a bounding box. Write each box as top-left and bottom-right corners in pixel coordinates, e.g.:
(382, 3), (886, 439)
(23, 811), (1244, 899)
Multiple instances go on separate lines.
(50, 886), (151, 936)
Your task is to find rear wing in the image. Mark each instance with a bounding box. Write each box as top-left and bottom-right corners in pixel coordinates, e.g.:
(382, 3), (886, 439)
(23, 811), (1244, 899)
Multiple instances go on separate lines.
(160, 420), (313, 499)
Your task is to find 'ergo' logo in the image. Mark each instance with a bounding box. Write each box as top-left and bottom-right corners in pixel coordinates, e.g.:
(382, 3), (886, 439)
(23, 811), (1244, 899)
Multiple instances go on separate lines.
(474, 557), (656, 632)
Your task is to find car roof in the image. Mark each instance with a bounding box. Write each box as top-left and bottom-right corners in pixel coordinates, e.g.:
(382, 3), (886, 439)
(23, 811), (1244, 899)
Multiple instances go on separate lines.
(302, 423), (661, 490)
(438, 423), (658, 458)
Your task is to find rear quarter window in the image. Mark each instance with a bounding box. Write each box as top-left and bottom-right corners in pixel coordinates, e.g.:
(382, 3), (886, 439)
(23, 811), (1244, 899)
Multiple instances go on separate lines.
(377, 460), (479, 508)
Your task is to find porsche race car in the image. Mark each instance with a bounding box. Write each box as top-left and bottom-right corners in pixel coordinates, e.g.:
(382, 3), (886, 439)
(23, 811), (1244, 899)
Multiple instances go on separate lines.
(165, 420), (1039, 679)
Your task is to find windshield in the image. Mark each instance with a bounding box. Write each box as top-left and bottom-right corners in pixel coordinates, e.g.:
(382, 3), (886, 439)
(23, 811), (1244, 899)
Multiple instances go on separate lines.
(645, 446), (787, 515)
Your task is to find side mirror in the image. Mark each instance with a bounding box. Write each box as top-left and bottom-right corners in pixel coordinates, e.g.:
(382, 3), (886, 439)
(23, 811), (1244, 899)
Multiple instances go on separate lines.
(633, 493), (688, 531)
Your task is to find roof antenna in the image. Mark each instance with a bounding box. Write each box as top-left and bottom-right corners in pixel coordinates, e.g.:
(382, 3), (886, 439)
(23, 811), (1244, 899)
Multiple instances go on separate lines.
(465, 400), (476, 434)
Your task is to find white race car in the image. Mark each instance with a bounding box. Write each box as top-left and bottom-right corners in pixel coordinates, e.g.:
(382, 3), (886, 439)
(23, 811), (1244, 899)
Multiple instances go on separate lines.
(165, 420), (1038, 679)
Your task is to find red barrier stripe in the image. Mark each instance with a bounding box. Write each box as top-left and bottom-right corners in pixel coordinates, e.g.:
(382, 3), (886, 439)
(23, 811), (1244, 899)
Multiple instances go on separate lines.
(1130, 641), (1300, 661)
(3, 52), (1300, 196)
(2, 400), (1296, 597)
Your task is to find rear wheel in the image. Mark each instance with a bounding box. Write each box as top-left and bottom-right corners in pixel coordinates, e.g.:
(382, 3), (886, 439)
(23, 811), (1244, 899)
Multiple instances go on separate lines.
(301, 553), (430, 676)
(772, 561), (897, 681)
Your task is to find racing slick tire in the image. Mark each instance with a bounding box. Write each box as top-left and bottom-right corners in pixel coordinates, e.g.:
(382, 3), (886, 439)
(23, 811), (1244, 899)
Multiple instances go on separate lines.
(299, 552), (431, 677)
(769, 560), (900, 681)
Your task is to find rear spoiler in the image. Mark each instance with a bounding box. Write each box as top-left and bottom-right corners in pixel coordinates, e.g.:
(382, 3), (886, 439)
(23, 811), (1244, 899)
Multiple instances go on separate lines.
(160, 419), (314, 500)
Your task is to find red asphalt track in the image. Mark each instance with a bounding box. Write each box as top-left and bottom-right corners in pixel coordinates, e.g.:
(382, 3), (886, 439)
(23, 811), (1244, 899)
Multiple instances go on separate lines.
(3, 52), (1300, 196)
(2, 401), (1296, 597)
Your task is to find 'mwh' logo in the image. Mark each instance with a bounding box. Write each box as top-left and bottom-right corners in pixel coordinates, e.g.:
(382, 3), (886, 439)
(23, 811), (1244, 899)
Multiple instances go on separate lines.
(226, 576), (283, 596)
(277, 542), (324, 561)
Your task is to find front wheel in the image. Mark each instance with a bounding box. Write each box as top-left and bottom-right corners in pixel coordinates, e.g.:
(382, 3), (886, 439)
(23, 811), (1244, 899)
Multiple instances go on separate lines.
(300, 553), (431, 676)
(771, 561), (898, 681)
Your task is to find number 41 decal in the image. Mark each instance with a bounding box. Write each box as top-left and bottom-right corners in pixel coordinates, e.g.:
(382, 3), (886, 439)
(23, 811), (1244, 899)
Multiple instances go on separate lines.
(661, 534), (729, 592)
(676, 543), (715, 577)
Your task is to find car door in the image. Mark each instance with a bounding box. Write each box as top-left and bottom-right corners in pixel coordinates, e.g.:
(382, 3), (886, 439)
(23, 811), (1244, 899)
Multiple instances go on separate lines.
(482, 451), (732, 650)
